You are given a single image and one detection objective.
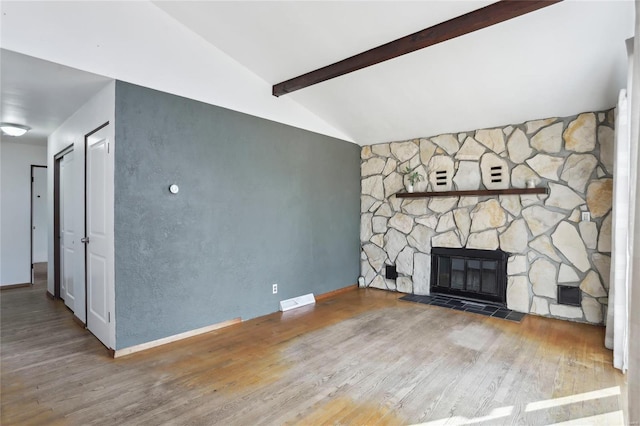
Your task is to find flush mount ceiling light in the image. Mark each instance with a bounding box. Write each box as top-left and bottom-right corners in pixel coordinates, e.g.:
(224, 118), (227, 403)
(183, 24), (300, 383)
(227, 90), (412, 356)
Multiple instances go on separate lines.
(0, 123), (31, 137)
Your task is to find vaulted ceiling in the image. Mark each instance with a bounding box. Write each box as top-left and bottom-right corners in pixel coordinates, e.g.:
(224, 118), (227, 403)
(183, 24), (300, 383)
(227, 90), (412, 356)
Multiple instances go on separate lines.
(0, 1), (634, 146)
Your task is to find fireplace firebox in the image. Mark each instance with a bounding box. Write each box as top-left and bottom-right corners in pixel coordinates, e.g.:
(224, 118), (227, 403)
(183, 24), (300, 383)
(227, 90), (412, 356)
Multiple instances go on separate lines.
(430, 247), (508, 306)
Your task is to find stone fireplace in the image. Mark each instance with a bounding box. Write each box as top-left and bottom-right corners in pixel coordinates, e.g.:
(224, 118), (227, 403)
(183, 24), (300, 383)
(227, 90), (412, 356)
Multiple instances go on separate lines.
(359, 110), (614, 325)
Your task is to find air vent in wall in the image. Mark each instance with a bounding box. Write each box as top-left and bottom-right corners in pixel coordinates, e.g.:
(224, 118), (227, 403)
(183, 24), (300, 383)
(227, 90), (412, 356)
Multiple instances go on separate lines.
(558, 286), (581, 306)
(435, 170), (448, 187)
(490, 166), (503, 183)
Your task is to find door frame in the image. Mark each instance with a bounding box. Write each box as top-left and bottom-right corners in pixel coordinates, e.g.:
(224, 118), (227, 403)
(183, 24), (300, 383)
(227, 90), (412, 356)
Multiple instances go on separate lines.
(53, 144), (74, 299)
(30, 165), (47, 284)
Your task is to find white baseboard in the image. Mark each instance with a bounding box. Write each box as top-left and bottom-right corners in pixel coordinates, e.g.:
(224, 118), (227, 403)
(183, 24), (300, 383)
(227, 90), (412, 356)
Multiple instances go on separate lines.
(279, 293), (315, 312)
(113, 317), (241, 358)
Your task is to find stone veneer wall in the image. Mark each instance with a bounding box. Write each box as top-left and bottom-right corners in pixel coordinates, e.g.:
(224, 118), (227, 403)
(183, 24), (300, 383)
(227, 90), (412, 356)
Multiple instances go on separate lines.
(360, 110), (615, 324)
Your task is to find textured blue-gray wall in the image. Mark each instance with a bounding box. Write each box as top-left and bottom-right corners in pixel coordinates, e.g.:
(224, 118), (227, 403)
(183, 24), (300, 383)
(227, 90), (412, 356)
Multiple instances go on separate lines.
(114, 81), (360, 349)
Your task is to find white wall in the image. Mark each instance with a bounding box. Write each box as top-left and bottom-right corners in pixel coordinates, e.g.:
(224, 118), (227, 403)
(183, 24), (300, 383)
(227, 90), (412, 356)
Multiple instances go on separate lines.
(48, 81), (115, 332)
(0, 140), (47, 286)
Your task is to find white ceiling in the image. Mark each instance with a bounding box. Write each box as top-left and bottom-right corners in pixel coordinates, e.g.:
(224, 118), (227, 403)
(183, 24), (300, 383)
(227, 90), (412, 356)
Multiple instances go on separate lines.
(0, 1), (635, 146)
(0, 49), (112, 146)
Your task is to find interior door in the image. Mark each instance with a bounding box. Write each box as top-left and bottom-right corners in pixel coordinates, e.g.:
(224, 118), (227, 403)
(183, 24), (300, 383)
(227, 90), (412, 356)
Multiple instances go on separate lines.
(60, 151), (75, 309)
(31, 166), (48, 265)
(85, 125), (111, 347)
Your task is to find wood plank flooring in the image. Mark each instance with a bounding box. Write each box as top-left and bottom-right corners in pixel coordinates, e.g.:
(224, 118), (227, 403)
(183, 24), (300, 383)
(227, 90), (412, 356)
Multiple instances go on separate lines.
(1, 282), (626, 425)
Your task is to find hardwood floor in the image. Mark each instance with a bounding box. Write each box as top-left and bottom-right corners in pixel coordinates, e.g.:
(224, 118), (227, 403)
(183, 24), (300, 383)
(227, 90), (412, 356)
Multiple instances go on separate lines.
(1, 283), (626, 425)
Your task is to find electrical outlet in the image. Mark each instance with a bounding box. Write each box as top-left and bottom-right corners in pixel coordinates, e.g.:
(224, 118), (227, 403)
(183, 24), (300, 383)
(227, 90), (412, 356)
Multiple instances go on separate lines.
(581, 212), (591, 222)
(272, 283), (278, 294)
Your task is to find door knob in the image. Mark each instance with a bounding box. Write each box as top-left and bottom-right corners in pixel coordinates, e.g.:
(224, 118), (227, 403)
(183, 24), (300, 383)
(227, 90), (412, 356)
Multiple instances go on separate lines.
(81, 237), (90, 244)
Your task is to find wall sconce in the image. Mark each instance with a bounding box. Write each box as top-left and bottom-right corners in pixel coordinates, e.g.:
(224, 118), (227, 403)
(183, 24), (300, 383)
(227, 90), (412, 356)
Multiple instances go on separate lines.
(0, 123), (31, 137)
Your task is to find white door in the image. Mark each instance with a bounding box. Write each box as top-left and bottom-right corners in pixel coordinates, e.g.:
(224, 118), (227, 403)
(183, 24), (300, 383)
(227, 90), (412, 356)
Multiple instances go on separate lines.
(60, 152), (75, 309)
(86, 126), (111, 347)
(32, 166), (48, 264)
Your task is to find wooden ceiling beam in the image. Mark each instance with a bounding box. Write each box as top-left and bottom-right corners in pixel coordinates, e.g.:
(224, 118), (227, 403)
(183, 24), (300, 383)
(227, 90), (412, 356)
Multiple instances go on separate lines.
(273, 0), (562, 97)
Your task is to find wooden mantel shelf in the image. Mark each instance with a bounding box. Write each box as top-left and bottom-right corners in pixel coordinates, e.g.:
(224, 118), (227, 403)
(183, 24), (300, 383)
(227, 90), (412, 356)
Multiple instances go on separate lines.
(395, 187), (548, 198)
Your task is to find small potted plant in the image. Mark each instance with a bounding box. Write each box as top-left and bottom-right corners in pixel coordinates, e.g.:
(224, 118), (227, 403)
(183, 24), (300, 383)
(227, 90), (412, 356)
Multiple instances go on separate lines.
(403, 166), (424, 193)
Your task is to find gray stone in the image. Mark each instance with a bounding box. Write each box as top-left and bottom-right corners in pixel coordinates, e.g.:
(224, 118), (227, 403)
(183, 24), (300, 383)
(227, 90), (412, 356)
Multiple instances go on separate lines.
(598, 213), (612, 253)
(428, 155), (455, 191)
(389, 213), (414, 234)
(549, 304), (583, 319)
(455, 137), (486, 161)
(361, 260), (376, 286)
(372, 143), (391, 157)
(429, 197), (458, 214)
(598, 126), (615, 174)
(552, 222), (591, 272)
(558, 264), (580, 284)
(453, 161), (481, 190)
(530, 235), (562, 262)
(390, 196), (402, 212)
(396, 277), (413, 293)
(546, 183), (585, 211)
(363, 243), (387, 272)
(531, 296), (550, 316)
(368, 201), (382, 213)
(458, 133), (467, 142)
(499, 219), (528, 253)
(407, 225), (435, 253)
(582, 297), (603, 324)
(598, 113), (605, 123)
(525, 118), (557, 134)
(507, 128), (533, 163)
(560, 153), (598, 193)
(431, 134), (459, 155)
(470, 199), (506, 232)
(413, 253), (431, 295)
(401, 199), (428, 216)
(390, 140), (419, 162)
(371, 234), (384, 248)
(530, 258), (557, 299)
(503, 126), (514, 136)
(416, 215), (438, 229)
(396, 246), (415, 276)
(580, 271), (606, 297)
(453, 208), (471, 245)
(564, 113), (596, 153)
(361, 213), (373, 243)
(511, 164), (540, 189)
(361, 157), (386, 177)
(382, 157), (398, 176)
(531, 122), (563, 153)
(475, 128), (506, 154)
(385, 278), (397, 291)
(480, 152), (509, 190)
(526, 154), (564, 181)
(586, 179), (613, 218)
(384, 228), (407, 263)
(375, 203), (393, 217)
(568, 208), (581, 222)
(436, 212), (456, 233)
(420, 138), (437, 166)
(520, 194), (543, 208)
(500, 195), (522, 217)
(432, 231), (462, 248)
(579, 221), (598, 249)
(522, 206), (565, 237)
(597, 167), (606, 178)
(369, 275), (387, 290)
(372, 216), (388, 234)
(508, 255), (528, 275)
(361, 195), (378, 213)
(592, 253), (611, 290)
(467, 229), (499, 250)
(384, 172), (405, 199)
(458, 197), (479, 208)
(362, 175), (384, 200)
(361, 146), (373, 160)
(399, 155), (421, 173)
(507, 276), (530, 313)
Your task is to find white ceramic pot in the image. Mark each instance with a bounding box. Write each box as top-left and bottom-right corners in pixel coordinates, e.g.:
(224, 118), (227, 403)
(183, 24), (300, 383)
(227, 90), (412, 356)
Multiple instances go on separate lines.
(408, 184), (414, 193)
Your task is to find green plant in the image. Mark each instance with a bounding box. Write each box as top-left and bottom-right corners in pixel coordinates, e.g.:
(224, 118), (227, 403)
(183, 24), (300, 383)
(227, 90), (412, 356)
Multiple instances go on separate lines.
(403, 166), (424, 185)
